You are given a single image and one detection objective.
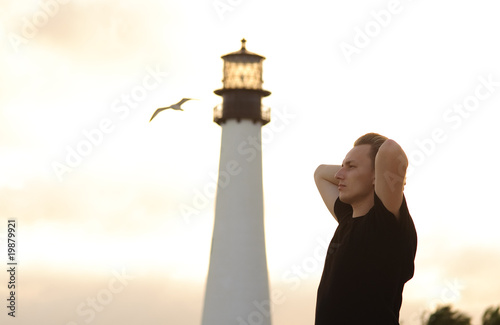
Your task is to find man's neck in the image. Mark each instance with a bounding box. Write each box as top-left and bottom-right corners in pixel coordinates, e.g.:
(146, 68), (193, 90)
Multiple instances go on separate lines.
(351, 194), (375, 218)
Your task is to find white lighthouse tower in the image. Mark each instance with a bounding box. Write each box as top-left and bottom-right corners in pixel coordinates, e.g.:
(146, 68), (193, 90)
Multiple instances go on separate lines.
(201, 39), (272, 325)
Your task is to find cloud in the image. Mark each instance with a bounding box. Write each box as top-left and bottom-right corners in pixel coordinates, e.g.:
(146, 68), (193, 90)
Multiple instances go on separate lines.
(0, 175), (186, 228)
(4, 0), (178, 67)
(444, 246), (500, 302)
(2, 268), (204, 325)
(402, 244), (500, 324)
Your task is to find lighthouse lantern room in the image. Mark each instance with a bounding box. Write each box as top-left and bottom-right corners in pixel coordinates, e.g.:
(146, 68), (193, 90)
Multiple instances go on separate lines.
(213, 38), (271, 126)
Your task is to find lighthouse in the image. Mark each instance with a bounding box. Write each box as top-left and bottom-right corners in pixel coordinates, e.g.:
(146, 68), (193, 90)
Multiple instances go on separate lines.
(201, 39), (272, 325)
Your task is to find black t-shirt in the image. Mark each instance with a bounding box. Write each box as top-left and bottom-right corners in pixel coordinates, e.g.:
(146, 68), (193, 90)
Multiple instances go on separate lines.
(315, 192), (417, 325)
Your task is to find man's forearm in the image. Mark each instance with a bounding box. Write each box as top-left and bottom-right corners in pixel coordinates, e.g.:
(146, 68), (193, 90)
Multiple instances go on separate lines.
(314, 164), (342, 186)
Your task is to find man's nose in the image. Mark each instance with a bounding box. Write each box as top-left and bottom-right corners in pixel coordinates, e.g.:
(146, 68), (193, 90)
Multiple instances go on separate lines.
(335, 168), (344, 179)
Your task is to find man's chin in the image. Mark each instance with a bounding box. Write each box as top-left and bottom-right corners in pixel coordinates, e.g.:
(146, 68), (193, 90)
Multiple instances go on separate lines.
(338, 195), (351, 205)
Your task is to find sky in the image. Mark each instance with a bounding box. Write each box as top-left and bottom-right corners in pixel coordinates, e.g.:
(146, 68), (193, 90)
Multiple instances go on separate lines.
(1, 0), (500, 324)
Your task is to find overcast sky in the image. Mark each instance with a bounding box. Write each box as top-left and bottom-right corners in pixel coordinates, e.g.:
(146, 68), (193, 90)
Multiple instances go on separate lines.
(1, 0), (500, 324)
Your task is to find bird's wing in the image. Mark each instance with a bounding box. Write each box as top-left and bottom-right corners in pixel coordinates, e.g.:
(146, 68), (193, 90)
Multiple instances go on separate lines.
(177, 98), (194, 106)
(149, 107), (167, 122)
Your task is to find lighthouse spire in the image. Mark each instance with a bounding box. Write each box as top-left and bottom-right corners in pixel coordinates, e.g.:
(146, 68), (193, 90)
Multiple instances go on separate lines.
(201, 40), (272, 325)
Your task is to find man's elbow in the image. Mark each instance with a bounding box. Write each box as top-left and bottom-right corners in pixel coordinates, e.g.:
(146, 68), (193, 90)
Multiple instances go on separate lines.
(378, 140), (408, 169)
(314, 164), (326, 180)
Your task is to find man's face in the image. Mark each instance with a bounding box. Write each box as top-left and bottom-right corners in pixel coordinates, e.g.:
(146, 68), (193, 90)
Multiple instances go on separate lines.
(335, 144), (375, 205)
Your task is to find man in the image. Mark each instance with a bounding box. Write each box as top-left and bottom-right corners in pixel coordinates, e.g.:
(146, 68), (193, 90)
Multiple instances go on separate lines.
(314, 133), (417, 324)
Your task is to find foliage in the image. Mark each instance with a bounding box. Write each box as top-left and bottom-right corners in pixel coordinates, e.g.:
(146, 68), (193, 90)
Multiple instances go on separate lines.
(483, 306), (500, 325)
(425, 305), (471, 325)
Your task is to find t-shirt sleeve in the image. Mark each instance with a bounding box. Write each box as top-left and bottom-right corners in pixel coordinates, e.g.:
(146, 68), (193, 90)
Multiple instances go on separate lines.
(333, 197), (353, 224)
(373, 192), (418, 280)
(396, 195), (418, 279)
(373, 192), (411, 223)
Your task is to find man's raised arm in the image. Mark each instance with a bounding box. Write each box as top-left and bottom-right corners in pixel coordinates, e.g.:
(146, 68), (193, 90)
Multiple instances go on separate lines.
(374, 139), (408, 219)
(314, 165), (342, 222)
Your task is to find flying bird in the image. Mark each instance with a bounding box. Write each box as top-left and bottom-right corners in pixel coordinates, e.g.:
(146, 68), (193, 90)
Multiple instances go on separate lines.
(149, 98), (195, 122)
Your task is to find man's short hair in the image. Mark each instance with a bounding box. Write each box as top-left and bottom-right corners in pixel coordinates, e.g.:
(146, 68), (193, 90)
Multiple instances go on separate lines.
(353, 133), (388, 168)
